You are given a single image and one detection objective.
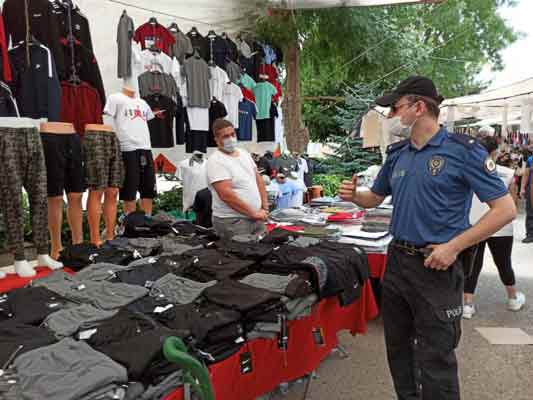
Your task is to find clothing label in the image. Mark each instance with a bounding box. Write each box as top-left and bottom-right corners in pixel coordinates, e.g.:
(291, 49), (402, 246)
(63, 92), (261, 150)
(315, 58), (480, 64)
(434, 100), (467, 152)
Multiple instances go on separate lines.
(240, 352), (253, 374)
(154, 304), (174, 314)
(79, 329), (98, 340)
(312, 327), (325, 346)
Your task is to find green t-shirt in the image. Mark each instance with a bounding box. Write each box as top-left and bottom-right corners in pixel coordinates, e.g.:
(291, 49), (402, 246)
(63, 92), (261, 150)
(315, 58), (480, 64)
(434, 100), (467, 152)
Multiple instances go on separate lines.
(253, 82), (277, 120)
(238, 74), (256, 90)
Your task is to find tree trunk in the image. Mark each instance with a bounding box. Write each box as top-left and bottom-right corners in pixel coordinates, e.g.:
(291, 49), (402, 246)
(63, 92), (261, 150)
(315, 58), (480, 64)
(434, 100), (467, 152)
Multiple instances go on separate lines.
(282, 40), (309, 153)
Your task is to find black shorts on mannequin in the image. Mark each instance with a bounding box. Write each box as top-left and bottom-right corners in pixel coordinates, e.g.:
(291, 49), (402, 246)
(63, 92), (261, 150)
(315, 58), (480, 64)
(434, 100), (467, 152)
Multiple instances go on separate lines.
(41, 133), (85, 197)
(120, 149), (156, 201)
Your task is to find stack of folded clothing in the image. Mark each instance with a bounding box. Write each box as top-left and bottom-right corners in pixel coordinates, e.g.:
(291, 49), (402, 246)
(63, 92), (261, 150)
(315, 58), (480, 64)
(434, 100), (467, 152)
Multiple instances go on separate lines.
(361, 207), (393, 233)
(0, 216), (372, 399)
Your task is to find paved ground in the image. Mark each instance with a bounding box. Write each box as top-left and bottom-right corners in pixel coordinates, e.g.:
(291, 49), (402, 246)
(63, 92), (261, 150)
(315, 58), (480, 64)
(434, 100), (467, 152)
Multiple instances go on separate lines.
(269, 210), (533, 400)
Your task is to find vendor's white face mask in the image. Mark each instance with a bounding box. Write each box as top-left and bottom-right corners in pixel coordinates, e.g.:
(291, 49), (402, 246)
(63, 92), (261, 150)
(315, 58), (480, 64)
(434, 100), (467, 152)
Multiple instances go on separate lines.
(386, 116), (417, 138)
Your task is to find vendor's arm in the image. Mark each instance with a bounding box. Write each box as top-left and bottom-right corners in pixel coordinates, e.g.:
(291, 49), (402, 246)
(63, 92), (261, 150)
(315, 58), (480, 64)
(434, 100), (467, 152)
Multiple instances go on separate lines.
(256, 172), (269, 210)
(212, 180), (267, 221)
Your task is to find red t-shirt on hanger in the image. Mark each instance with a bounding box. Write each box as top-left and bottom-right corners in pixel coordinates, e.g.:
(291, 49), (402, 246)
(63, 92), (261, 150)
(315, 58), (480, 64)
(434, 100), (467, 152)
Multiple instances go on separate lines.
(134, 22), (175, 55)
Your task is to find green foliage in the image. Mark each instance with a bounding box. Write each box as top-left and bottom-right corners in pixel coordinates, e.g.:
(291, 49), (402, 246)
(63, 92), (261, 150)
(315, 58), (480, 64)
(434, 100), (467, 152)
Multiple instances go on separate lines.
(152, 185), (184, 215)
(256, 1), (519, 142)
(313, 174), (350, 197)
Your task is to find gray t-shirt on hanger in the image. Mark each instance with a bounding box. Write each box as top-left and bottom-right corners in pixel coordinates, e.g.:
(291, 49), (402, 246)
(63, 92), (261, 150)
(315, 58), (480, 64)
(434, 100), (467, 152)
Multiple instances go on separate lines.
(182, 56), (211, 108)
(169, 30), (194, 64)
(117, 13), (134, 78)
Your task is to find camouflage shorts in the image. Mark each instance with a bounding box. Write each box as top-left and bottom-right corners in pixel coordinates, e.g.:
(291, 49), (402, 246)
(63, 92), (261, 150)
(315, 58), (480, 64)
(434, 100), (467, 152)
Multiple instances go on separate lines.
(83, 131), (124, 190)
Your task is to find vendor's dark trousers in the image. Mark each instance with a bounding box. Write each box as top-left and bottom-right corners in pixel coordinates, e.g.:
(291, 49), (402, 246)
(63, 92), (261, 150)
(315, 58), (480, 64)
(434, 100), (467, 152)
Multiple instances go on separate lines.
(382, 247), (463, 400)
(464, 236), (515, 294)
(0, 127), (49, 260)
(526, 179), (533, 238)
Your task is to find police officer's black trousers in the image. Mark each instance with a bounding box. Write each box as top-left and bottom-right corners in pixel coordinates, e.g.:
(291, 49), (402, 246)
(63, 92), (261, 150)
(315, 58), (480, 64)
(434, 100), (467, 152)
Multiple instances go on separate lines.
(382, 247), (464, 400)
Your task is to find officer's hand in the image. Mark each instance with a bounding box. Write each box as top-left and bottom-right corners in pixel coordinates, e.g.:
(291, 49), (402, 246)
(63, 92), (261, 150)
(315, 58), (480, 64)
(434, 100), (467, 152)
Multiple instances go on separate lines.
(423, 243), (459, 270)
(339, 175), (358, 202)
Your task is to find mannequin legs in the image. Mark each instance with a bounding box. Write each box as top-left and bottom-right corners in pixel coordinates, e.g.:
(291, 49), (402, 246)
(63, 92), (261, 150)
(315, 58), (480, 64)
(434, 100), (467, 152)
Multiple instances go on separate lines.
(88, 188), (119, 246)
(123, 198), (153, 216)
(48, 193), (83, 259)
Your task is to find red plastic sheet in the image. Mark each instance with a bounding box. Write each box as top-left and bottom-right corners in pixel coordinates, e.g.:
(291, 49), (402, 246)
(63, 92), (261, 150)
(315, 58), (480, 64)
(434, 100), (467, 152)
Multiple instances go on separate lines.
(164, 282), (379, 400)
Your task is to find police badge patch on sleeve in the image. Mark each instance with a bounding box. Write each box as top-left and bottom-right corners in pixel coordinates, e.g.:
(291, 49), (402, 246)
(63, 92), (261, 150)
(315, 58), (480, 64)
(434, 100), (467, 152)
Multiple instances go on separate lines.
(484, 157), (497, 174)
(428, 155), (446, 176)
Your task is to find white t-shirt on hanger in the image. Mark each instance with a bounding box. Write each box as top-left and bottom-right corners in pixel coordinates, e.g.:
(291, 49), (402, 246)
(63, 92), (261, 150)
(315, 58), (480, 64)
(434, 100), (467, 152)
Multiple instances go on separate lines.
(140, 49), (181, 84)
(209, 66), (230, 101)
(222, 82), (244, 128)
(470, 164), (514, 237)
(177, 157), (209, 211)
(187, 107), (209, 131)
(104, 93), (154, 151)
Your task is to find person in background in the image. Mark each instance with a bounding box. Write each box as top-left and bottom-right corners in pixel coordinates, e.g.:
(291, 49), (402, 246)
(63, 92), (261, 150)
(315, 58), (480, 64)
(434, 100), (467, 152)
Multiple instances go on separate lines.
(520, 146), (533, 243)
(463, 136), (525, 319)
(206, 119), (269, 240)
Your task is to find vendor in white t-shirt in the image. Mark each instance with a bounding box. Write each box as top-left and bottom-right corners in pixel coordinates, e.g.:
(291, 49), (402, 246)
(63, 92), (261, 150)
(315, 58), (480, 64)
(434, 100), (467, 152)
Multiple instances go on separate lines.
(463, 136), (525, 319)
(206, 119), (269, 240)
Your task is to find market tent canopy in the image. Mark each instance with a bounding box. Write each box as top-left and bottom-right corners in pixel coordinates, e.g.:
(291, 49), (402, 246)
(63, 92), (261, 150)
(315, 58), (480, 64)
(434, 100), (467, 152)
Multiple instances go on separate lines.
(271, 0), (443, 9)
(439, 77), (533, 130)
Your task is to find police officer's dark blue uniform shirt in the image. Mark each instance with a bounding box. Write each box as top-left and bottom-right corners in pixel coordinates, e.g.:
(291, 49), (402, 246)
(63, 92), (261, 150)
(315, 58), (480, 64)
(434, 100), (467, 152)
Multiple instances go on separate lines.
(371, 128), (508, 246)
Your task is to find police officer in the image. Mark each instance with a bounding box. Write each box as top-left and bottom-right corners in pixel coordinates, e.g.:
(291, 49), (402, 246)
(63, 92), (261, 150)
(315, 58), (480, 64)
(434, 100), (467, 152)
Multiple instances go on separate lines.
(339, 76), (516, 400)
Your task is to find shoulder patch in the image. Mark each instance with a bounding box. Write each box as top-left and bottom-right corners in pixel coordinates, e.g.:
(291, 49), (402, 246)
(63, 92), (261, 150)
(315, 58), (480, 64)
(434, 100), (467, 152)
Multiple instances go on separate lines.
(386, 139), (410, 154)
(484, 157), (497, 174)
(449, 133), (477, 149)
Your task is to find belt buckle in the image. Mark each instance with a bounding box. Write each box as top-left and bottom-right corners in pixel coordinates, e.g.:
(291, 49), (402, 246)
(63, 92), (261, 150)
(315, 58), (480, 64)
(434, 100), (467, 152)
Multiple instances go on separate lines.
(404, 245), (418, 256)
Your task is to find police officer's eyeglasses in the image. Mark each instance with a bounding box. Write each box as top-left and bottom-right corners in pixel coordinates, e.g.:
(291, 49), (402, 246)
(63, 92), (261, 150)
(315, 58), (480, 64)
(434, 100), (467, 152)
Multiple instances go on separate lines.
(390, 101), (414, 114)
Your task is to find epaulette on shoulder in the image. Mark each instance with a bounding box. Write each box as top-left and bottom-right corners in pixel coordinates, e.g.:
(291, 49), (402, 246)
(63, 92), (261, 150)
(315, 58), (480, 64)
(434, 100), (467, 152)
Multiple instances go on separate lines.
(449, 133), (477, 149)
(386, 139), (410, 154)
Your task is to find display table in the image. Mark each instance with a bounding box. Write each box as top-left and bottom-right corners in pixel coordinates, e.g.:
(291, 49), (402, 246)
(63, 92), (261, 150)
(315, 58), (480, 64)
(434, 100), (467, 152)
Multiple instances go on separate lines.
(0, 256), (382, 400)
(367, 253), (387, 280)
(163, 282), (378, 400)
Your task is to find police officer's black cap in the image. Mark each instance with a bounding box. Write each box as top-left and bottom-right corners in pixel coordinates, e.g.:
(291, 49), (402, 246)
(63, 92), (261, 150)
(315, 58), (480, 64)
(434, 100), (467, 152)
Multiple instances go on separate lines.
(375, 76), (445, 107)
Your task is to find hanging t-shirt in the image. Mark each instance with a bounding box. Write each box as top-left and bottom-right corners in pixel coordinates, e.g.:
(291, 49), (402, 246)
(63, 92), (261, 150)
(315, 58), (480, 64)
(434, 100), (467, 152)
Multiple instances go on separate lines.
(140, 50), (180, 82)
(104, 93), (154, 151)
(182, 56), (211, 108)
(208, 100), (228, 148)
(222, 82), (244, 128)
(469, 164), (514, 237)
(168, 29), (193, 64)
(134, 22), (176, 55)
(296, 157), (309, 182)
(144, 94), (177, 148)
(187, 107), (209, 131)
(253, 82), (277, 120)
(178, 157), (209, 211)
(237, 100), (256, 141)
(239, 74), (256, 90)
(117, 12), (135, 78)
(241, 87), (256, 103)
(209, 66), (230, 101)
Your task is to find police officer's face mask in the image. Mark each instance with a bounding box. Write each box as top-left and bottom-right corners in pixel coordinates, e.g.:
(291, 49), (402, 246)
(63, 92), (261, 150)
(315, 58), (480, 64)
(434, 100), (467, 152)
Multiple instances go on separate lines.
(387, 104), (418, 138)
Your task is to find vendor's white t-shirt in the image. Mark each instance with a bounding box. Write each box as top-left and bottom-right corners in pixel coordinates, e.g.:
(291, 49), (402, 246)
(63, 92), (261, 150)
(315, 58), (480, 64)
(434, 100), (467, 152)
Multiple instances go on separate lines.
(104, 93), (154, 151)
(207, 149), (261, 218)
(469, 164), (514, 237)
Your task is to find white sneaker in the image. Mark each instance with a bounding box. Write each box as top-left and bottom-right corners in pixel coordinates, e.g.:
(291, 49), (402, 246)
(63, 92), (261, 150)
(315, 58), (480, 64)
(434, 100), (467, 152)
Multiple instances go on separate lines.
(463, 304), (476, 319)
(507, 292), (526, 311)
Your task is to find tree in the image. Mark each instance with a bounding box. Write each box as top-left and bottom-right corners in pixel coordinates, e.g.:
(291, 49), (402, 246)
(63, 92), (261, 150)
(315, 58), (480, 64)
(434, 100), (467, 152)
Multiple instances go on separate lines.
(255, 1), (519, 144)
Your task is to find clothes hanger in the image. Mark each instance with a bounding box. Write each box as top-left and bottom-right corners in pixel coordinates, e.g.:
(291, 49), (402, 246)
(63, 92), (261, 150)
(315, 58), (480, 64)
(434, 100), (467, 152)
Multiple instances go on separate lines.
(207, 30), (217, 39)
(189, 27), (199, 36)
(169, 22), (180, 32)
(149, 17), (158, 25)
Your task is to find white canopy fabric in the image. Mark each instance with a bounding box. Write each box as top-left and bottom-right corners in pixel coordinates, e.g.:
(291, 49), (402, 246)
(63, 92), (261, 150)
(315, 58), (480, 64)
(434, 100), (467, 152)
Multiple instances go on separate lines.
(271, 0), (442, 9)
(439, 77), (533, 130)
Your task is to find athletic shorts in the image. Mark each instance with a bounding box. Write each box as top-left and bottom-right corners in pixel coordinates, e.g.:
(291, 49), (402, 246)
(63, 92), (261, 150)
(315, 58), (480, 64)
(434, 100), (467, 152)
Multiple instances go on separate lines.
(40, 132), (85, 197)
(83, 130), (124, 190)
(120, 149), (157, 201)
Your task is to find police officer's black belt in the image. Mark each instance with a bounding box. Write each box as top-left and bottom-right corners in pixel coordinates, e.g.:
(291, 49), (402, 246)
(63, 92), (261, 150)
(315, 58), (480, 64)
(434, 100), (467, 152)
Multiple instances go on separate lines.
(391, 239), (431, 257)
